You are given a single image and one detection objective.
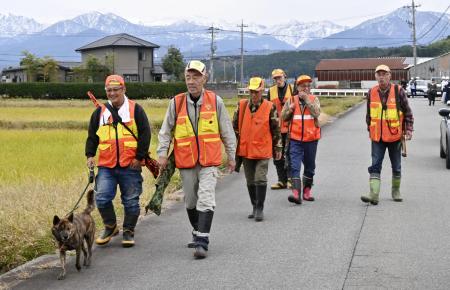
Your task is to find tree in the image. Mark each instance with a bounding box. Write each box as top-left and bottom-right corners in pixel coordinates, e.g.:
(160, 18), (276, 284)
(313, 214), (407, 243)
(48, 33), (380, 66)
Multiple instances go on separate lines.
(20, 51), (40, 82)
(41, 56), (58, 82)
(162, 46), (185, 81)
(72, 55), (110, 82)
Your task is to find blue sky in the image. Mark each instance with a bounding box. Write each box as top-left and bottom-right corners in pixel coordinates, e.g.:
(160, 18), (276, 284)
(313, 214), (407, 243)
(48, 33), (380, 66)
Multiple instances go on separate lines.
(2, 0), (448, 27)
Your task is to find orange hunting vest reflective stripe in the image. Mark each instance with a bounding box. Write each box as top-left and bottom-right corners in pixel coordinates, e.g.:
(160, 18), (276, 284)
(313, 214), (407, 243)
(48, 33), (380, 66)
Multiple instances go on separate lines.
(173, 90), (222, 169)
(369, 84), (403, 142)
(237, 99), (273, 159)
(96, 100), (138, 168)
(269, 84), (293, 133)
(289, 95), (321, 142)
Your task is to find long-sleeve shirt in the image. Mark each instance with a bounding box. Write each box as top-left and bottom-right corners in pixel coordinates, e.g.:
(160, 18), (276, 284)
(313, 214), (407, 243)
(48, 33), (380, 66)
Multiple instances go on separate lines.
(157, 90), (236, 162)
(281, 94), (321, 122)
(232, 97), (283, 153)
(365, 84), (414, 133)
(85, 102), (151, 162)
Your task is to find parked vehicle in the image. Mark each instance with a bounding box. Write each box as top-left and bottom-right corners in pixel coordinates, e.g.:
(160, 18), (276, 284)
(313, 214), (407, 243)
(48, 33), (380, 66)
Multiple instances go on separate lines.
(406, 79), (430, 97)
(439, 108), (450, 169)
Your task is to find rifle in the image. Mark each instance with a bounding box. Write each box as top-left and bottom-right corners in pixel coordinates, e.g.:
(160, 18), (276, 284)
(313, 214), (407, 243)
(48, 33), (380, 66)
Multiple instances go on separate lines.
(86, 91), (159, 178)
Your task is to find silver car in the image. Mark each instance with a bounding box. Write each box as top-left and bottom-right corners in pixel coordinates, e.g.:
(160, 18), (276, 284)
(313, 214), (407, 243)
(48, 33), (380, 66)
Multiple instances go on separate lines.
(407, 80), (430, 97)
(439, 108), (450, 169)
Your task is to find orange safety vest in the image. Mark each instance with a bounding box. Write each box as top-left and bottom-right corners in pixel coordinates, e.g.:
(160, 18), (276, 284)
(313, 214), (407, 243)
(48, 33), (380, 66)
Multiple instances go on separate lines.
(369, 84), (403, 142)
(96, 100), (138, 168)
(289, 95), (321, 142)
(173, 90), (222, 169)
(269, 84), (293, 133)
(237, 99), (273, 159)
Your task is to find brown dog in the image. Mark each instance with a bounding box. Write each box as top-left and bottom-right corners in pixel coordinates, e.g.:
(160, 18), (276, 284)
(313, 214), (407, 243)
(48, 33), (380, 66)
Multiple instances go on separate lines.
(52, 189), (95, 280)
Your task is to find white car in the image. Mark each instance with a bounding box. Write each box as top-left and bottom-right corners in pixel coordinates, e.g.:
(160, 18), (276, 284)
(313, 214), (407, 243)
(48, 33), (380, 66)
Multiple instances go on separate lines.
(406, 80), (430, 97)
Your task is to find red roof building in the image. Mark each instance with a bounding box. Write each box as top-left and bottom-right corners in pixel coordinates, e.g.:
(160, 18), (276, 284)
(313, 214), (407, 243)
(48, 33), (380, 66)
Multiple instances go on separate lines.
(315, 58), (409, 82)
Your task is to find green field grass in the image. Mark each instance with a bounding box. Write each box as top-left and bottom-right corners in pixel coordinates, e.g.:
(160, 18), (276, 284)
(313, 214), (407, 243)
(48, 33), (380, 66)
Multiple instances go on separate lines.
(0, 95), (363, 273)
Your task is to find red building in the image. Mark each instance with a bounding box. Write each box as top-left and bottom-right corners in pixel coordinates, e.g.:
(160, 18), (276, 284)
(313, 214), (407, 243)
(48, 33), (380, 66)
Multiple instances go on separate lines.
(315, 58), (409, 88)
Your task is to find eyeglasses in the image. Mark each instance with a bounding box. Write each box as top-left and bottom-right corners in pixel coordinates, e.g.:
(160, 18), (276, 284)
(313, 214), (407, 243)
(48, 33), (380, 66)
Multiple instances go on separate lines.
(105, 87), (123, 93)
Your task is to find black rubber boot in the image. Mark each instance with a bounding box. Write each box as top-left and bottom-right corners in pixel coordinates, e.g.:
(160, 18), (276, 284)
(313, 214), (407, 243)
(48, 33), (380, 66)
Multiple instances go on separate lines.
(122, 214), (139, 248)
(194, 210), (214, 259)
(247, 185), (256, 219)
(186, 208), (199, 248)
(254, 185), (267, 222)
(96, 205), (119, 245)
(288, 178), (302, 205)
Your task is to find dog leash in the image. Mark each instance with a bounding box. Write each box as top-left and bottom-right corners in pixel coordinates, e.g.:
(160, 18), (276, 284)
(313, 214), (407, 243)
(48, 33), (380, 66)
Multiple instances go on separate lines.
(65, 167), (95, 217)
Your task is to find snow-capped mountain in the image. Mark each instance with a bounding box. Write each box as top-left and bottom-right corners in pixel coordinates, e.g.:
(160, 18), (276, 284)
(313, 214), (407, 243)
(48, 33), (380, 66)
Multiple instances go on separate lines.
(0, 13), (44, 36)
(0, 9), (448, 69)
(300, 8), (450, 49)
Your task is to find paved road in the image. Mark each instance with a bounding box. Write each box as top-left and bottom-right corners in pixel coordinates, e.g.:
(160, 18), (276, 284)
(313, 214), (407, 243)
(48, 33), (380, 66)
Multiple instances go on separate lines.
(10, 98), (450, 289)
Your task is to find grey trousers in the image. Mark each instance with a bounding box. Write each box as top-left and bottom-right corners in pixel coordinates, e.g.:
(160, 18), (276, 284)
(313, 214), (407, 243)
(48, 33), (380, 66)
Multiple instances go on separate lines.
(179, 164), (218, 212)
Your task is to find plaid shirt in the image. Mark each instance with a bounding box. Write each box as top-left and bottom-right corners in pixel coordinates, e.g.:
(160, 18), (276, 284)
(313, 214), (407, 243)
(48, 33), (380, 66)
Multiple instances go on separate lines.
(366, 84), (414, 133)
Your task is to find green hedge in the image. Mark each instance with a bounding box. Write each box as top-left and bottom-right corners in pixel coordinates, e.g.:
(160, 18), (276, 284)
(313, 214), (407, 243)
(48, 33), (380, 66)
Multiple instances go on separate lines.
(0, 82), (187, 99)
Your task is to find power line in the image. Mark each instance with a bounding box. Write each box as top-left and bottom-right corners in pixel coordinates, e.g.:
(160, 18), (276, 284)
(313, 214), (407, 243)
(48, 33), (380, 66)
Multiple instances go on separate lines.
(425, 19), (450, 45)
(416, 4), (450, 40)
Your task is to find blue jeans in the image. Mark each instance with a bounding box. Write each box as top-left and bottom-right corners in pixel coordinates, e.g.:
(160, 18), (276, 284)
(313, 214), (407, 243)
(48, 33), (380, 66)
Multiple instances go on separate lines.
(95, 167), (143, 216)
(289, 140), (318, 178)
(368, 140), (401, 177)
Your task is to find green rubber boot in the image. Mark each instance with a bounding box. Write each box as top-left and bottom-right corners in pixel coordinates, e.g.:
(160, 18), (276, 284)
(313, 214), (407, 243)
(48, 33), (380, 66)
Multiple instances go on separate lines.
(392, 176), (403, 202)
(361, 175), (380, 205)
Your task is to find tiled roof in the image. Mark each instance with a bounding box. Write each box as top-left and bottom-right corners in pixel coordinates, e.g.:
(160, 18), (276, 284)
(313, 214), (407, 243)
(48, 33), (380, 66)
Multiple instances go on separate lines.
(76, 33), (159, 52)
(316, 57), (408, 71)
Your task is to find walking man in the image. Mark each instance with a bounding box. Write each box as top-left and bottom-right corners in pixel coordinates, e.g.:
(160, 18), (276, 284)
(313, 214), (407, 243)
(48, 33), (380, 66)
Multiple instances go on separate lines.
(361, 65), (414, 205)
(267, 69), (293, 190)
(157, 60), (236, 259)
(233, 77), (282, 221)
(86, 75), (151, 247)
(282, 75), (321, 204)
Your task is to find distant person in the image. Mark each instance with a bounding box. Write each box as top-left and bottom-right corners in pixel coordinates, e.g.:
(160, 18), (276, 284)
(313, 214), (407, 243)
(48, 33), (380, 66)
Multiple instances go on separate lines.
(86, 75), (151, 247)
(428, 81), (438, 106)
(410, 79), (417, 98)
(443, 81), (450, 104)
(157, 60), (236, 259)
(400, 79), (407, 91)
(233, 77), (282, 221)
(266, 69), (293, 190)
(361, 65), (414, 205)
(281, 75), (321, 204)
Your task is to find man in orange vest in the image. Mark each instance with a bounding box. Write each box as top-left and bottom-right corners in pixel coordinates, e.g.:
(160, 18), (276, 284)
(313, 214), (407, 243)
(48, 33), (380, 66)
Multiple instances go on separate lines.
(86, 75), (151, 247)
(157, 60), (236, 259)
(233, 77), (282, 221)
(361, 65), (414, 205)
(267, 69), (294, 190)
(282, 75), (321, 204)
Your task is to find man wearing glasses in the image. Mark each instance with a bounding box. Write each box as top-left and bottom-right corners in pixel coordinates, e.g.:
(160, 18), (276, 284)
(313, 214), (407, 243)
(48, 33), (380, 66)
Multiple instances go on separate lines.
(85, 75), (151, 247)
(282, 75), (321, 204)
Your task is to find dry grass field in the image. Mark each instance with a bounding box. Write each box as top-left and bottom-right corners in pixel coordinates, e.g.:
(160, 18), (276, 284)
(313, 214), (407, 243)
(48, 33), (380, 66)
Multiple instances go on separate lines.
(0, 95), (363, 273)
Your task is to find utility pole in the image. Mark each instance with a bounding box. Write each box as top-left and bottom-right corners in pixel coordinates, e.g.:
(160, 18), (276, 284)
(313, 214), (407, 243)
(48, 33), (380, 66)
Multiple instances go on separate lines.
(208, 26), (218, 83)
(223, 58), (226, 82)
(233, 60), (237, 83)
(237, 20), (248, 85)
(405, 0), (421, 79)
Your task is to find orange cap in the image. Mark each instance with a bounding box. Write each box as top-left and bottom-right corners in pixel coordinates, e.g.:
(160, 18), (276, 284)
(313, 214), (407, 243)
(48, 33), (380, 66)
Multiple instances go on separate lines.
(296, 75), (312, 85)
(271, 68), (286, 79)
(105, 75), (125, 87)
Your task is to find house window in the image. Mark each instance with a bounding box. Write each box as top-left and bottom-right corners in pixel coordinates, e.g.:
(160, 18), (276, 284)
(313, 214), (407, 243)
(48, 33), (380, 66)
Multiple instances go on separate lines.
(124, 74), (139, 82)
(139, 51), (146, 61)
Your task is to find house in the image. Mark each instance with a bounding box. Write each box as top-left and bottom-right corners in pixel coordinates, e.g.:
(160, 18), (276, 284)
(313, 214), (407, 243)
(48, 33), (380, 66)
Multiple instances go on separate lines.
(75, 33), (165, 82)
(1, 61), (81, 83)
(315, 58), (410, 89)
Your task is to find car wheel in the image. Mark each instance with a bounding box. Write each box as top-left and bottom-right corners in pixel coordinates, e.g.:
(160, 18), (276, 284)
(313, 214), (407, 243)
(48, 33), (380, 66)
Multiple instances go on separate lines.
(446, 139), (450, 169)
(440, 139), (446, 158)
